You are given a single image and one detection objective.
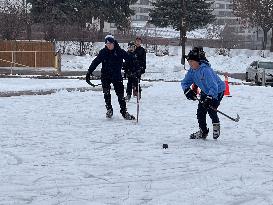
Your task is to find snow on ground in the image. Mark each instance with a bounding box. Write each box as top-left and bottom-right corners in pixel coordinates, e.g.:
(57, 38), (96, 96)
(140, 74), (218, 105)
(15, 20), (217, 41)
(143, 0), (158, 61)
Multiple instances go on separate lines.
(0, 78), (87, 92)
(1, 43), (273, 204)
(1, 80), (273, 204)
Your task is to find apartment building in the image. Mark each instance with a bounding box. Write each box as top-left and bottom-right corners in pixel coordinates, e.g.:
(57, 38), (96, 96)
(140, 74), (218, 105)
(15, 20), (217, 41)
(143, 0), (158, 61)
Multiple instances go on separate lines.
(102, 0), (269, 48)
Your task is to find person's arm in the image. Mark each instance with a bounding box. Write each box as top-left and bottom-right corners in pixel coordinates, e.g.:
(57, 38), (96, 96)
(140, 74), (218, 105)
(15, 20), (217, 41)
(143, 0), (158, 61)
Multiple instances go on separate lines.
(142, 47), (146, 70)
(86, 50), (103, 85)
(138, 47), (146, 73)
(204, 68), (219, 99)
(88, 50), (103, 73)
(181, 70), (197, 101)
(181, 69), (194, 91)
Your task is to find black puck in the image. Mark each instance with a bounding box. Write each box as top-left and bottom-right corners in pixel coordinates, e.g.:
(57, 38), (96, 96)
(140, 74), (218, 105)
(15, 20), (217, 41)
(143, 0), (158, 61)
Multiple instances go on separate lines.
(162, 144), (168, 149)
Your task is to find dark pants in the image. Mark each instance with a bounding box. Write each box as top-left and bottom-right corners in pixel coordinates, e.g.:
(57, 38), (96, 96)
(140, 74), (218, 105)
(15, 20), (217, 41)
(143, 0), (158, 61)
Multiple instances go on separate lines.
(101, 78), (126, 113)
(126, 77), (141, 96)
(197, 91), (224, 132)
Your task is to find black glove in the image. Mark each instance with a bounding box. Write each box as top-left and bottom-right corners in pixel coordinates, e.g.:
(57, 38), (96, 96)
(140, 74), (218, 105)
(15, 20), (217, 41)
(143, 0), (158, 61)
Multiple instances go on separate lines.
(86, 71), (92, 85)
(184, 88), (197, 101)
(202, 96), (213, 108)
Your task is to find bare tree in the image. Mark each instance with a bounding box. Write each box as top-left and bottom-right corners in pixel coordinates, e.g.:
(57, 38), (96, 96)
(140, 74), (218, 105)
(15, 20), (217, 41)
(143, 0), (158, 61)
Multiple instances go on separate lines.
(233, 0), (273, 51)
(0, 0), (27, 40)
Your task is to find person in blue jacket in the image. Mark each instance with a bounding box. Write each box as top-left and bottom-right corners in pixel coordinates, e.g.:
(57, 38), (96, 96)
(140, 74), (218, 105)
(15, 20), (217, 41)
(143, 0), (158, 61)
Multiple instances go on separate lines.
(181, 48), (226, 139)
(85, 35), (135, 120)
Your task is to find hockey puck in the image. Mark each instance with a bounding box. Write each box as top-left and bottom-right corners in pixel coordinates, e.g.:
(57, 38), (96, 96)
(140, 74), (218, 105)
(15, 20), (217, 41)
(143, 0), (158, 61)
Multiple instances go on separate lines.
(162, 144), (168, 149)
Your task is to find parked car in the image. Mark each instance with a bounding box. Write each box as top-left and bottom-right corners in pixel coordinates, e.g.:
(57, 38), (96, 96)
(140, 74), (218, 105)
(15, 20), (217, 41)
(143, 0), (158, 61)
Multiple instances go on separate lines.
(246, 61), (273, 85)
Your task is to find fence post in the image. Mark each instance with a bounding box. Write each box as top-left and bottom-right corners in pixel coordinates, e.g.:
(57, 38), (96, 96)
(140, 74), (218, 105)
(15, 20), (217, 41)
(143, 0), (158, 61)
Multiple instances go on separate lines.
(10, 51), (14, 75)
(55, 50), (61, 75)
(35, 51), (37, 68)
(262, 68), (266, 86)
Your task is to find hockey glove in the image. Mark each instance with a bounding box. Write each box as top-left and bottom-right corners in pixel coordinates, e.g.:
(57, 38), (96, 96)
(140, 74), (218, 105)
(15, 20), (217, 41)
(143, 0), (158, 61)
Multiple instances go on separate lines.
(202, 96), (213, 108)
(184, 88), (197, 101)
(85, 71), (93, 86)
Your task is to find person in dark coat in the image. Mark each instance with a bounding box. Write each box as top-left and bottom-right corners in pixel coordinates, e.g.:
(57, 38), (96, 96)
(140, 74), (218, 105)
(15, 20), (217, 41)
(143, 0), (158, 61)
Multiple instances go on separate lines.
(125, 36), (146, 98)
(86, 35), (135, 120)
(123, 41), (142, 101)
(134, 36), (146, 73)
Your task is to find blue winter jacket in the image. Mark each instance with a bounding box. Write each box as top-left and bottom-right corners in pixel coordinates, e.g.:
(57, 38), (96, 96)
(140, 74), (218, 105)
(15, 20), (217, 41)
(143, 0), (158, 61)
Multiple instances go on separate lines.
(181, 62), (226, 99)
(88, 42), (132, 81)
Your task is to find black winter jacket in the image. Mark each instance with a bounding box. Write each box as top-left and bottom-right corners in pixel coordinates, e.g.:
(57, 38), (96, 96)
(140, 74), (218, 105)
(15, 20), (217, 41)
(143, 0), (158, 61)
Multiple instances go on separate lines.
(88, 42), (131, 81)
(122, 51), (141, 78)
(134, 46), (146, 73)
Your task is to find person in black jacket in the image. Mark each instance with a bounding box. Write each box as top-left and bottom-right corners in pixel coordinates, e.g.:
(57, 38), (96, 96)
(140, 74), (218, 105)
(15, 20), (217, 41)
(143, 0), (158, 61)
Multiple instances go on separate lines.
(134, 37), (146, 74)
(123, 41), (142, 101)
(86, 35), (135, 120)
(129, 36), (146, 98)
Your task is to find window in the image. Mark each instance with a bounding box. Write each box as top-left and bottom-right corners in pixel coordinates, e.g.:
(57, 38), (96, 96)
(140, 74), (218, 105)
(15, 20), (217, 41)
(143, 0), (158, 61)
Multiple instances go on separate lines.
(140, 0), (149, 5)
(214, 3), (225, 9)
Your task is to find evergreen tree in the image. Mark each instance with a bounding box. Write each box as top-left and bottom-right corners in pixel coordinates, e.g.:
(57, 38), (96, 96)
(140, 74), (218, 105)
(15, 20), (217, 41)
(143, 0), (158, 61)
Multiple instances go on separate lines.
(92, 0), (137, 35)
(149, 0), (215, 64)
(150, 0), (214, 31)
(0, 1), (27, 40)
(27, 0), (73, 41)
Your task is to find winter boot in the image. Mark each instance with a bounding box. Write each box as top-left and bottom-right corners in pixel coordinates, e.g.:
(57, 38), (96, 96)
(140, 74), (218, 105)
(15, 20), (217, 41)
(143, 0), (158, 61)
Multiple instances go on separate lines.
(121, 110), (135, 120)
(106, 108), (113, 118)
(213, 123), (220, 139)
(190, 128), (209, 139)
(125, 94), (131, 102)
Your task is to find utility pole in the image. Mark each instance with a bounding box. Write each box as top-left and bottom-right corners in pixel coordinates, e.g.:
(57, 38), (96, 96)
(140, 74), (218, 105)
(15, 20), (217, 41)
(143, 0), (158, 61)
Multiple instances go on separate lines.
(181, 0), (186, 67)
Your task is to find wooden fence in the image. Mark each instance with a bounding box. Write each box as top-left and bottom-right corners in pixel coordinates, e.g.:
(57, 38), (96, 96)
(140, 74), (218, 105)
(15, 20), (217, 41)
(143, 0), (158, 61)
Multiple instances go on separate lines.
(0, 41), (59, 69)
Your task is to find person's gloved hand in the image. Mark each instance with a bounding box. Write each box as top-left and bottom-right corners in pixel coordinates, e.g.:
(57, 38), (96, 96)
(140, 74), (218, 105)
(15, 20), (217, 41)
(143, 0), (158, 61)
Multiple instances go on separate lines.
(184, 88), (197, 101)
(203, 96), (213, 108)
(86, 71), (93, 85)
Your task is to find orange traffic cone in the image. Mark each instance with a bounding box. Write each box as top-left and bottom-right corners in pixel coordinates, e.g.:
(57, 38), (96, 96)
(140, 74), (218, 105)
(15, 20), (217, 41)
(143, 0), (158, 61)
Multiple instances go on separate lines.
(224, 74), (231, 97)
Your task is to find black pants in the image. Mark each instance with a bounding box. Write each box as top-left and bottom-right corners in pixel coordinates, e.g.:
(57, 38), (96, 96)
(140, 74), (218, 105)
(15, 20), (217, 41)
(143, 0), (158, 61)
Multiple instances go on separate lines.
(101, 78), (126, 113)
(126, 77), (141, 96)
(197, 91), (224, 132)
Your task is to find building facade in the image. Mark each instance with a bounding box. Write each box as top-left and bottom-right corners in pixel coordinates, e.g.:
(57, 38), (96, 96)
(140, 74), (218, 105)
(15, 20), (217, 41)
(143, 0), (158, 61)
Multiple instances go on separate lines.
(102, 0), (270, 49)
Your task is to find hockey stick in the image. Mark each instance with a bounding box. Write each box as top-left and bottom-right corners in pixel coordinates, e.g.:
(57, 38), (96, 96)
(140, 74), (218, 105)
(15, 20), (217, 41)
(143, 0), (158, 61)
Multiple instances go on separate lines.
(86, 80), (101, 87)
(136, 78), (140, 123)
(196, 97), (240, 122)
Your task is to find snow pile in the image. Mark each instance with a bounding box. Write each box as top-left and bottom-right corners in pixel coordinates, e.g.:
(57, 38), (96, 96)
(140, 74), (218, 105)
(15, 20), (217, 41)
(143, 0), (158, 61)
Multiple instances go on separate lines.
(60, 43), (273, 82)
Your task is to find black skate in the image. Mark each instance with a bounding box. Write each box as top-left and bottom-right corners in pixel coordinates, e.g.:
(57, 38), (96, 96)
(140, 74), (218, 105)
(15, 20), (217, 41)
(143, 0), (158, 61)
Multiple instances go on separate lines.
(122, 112), (135, 120)
(213, 123), (220, 139)
(106, 108), (113, 118)
(190, 129), (209, 139)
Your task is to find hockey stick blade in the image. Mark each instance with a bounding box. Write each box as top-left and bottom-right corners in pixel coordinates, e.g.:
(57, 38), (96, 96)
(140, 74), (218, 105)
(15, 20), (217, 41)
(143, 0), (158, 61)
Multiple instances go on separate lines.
(195, 97), (240, 122)
(87, 81), (101, 87)
(216, 109), (240, 122)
